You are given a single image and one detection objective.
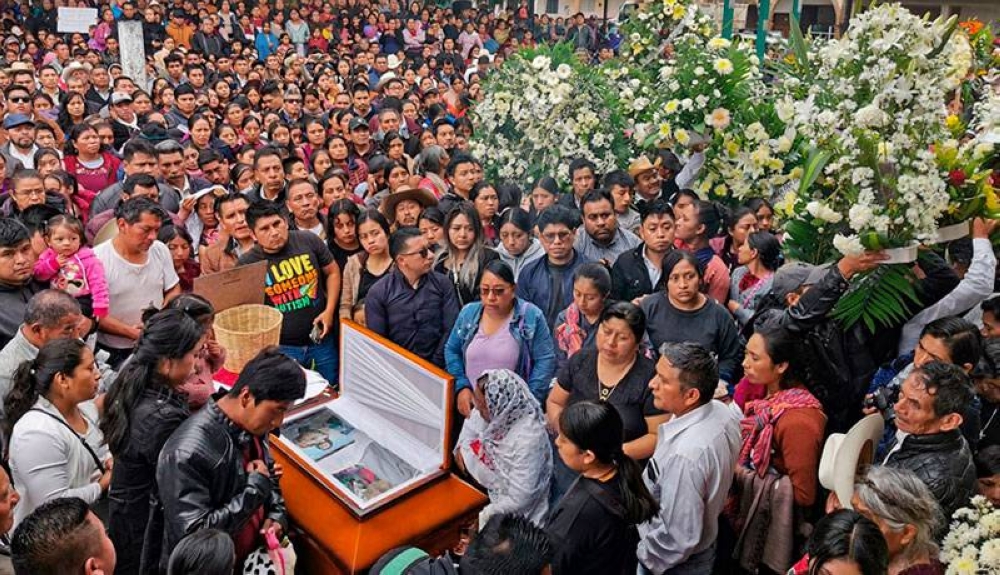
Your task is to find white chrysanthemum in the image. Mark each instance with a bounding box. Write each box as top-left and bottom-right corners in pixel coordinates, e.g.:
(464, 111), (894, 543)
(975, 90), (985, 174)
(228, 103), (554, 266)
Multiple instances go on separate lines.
(713, 58), (734, 75)
(807, 201), (844, 224)
(663, 99), (680, 114)
(555, 64), (572, 80)
(833, 234), (865, 256)
(531, 56), (550, 70)
(674, 128), (690, 146)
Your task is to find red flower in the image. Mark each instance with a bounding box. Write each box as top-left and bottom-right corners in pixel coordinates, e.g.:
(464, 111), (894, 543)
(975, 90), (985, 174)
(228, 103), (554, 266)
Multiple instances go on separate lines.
(949, 169), (968, 187)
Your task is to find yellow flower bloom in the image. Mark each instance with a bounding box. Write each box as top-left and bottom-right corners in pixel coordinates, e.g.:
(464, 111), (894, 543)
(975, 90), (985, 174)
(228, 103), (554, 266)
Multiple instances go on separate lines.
(713, 58), (734, 75)
(986, 183), (1000, 212)
(659, 123), (673, 137)
(725, 140), (740, 155)
(779, 191), (798, 216)
(946, 114), (961, 129)
(714, 184), (728, 197)
(674, 128), (690, 146)
(664, 99), (680, 114)
(672, 4), (686, 19)
(707, 37), (731, 50)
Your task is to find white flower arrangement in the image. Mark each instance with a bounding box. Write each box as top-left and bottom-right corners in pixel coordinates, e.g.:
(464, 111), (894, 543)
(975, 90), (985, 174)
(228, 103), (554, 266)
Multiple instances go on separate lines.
(781, 3), (960, 259)
(942, 496), (1000, 574)
(469, 43), (630, 188)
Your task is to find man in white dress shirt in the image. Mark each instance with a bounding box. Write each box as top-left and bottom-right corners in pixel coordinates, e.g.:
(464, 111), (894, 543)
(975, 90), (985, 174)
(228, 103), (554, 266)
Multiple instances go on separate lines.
(638, 342), (741, 575)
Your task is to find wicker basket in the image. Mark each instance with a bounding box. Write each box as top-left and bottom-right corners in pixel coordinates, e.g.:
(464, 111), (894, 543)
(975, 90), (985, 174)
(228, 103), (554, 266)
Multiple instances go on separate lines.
(214, 304), (283, 373)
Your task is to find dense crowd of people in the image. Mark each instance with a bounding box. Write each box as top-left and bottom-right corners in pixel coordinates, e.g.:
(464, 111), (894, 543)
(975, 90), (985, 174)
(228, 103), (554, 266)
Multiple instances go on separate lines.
(0, 0), (996, 574)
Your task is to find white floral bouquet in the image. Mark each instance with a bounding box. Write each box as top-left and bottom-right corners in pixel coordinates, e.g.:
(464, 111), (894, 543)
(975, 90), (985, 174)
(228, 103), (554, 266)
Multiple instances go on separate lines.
(616, 0), (715, 65)
(469, 43), (631, 188)
(779, 4), (960, 260)
(941, 495), (1000, 574)
(611, 0), (806, 204)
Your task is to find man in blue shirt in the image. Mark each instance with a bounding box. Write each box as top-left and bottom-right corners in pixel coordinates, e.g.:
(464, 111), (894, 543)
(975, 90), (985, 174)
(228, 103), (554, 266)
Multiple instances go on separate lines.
(365, 227), (460, 367)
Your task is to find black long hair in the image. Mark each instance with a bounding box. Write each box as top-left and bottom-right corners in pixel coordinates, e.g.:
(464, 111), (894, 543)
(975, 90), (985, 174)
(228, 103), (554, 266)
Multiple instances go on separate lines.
(807, 509), (888, 575)
(100, 309), (205, 455)
(559, 401), (658, 524)
(167, 529), (235, 575)
(4, 338), (89, 448)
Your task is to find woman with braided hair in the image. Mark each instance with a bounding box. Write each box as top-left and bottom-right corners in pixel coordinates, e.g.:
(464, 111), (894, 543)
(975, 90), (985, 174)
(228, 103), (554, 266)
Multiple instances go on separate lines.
(100, 308), (206, 574)
(738, 320), (827, 509)
(547, 400), (658, 575)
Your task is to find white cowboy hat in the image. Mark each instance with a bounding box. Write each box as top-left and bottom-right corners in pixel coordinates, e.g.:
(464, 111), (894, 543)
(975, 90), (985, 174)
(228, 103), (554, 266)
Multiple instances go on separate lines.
(818, 414), (884, 510)
(386, 54), (402, 70)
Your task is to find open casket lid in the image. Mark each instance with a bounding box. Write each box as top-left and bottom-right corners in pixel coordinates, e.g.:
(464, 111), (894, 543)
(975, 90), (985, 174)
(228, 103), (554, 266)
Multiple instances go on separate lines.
(338, 319), (454, 470)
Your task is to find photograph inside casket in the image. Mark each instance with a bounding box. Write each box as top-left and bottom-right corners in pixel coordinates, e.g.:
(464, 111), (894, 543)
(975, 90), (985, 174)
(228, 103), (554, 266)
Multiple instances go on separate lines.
(273, 320), (453, 515)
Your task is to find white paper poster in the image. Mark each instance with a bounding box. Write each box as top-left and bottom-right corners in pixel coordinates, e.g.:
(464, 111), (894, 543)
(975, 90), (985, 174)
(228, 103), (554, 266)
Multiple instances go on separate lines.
(57, 7), (98, 34)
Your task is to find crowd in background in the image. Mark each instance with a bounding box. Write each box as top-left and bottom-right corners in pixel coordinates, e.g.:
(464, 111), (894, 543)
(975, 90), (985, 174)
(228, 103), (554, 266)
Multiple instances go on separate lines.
(0, 0), (996, 574)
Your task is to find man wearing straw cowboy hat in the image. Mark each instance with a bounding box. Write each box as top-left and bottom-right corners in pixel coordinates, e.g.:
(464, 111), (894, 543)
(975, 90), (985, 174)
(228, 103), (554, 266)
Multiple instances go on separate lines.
(628, 155), (665, 211)
(383, 186), (438, 229)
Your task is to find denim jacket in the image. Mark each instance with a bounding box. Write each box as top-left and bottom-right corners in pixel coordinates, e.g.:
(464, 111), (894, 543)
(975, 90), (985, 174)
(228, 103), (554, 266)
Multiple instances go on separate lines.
(445, 298), (556, 404)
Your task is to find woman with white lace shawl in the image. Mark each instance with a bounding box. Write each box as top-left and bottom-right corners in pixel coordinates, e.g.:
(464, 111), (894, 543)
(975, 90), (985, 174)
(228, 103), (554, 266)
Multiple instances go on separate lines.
(455, 369), (553, 526)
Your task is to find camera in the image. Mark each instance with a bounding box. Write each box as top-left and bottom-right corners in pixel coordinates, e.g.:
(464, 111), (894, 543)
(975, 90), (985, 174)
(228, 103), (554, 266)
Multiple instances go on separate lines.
(863, 380), (900, 421)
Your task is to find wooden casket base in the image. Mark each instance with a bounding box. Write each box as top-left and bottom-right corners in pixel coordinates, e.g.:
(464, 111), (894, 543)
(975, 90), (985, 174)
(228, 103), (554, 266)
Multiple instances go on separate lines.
(274, 447), (487, 574)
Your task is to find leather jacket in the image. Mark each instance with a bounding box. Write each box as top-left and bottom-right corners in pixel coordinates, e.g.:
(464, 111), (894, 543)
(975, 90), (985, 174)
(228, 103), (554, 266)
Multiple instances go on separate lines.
(156, 400), (287, 571)
(884, 429), (976, 525)
(755, 254), (958, 434)
(611, 244), (665, 303)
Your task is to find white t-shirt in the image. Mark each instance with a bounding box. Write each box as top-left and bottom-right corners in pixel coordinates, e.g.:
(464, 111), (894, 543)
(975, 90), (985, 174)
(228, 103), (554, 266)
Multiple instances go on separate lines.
(94, 240), (180, 349)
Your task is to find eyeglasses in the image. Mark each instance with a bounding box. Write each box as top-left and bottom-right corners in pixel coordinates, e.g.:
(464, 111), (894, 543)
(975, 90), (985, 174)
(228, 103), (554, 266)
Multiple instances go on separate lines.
(399, 246), (432, 259)
(8, 96), (30, 103)
(480, 286), (508, 297)
(14, 189), (45, 198)
(541, 230), (573, 242)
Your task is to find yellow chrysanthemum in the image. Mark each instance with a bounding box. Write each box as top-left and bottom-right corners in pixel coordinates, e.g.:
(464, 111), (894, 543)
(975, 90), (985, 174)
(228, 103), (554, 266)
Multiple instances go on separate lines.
(664, 99), (680, 114)
(672, 4), (686, 19)
(713, 58), (734, 75)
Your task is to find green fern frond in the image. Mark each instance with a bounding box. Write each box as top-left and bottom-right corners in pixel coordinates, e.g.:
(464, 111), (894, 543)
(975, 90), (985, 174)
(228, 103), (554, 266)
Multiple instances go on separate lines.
(831, 264), (920, 331)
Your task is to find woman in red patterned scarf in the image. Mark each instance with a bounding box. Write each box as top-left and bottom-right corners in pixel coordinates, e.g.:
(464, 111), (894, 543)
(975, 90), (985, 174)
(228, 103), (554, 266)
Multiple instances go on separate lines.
(739, 321), (827, 509)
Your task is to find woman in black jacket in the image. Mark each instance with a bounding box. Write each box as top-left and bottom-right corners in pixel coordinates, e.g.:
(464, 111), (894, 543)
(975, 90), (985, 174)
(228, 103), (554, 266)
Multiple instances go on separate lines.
(100, 309), (206, 575)
(547, 400), (658, 575)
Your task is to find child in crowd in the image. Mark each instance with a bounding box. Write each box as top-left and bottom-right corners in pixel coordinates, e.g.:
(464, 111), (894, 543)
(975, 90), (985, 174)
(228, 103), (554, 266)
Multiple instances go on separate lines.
(159, 225), (202, 292)
(33, 215), (109, 321)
